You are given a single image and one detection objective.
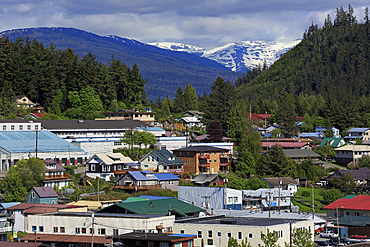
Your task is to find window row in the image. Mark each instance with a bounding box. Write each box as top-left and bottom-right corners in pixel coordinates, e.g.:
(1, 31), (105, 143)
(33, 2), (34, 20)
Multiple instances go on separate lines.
(32, 226), (119, 235)
(2, 125), (38, 131)
(195, 230), (253, 240)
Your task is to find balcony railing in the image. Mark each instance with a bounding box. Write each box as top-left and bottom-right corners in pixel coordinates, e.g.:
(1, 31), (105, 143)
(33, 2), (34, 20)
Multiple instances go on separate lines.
(167, 168), (184, 173)
(199, 154), (210, 159)
(220, 162), (231, 167)
(220, 153), (230, 159)
(199, 163), (210, 168)
(114, 184), (162, 191)
(0, 226), (12, 233)
(44, 174), (69, 180)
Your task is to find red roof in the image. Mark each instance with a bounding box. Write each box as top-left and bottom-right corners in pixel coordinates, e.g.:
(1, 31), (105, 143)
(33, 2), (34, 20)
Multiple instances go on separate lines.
(249, 113), (271, 120)
(261, 142), (311, 148)
(323, 195), (370, 210)
(7, 203), (81, 211)
(32, 113), (45, 118)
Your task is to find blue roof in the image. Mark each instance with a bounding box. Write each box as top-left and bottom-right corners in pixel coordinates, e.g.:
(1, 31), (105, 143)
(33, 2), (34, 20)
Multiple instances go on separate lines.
(347, 128), (369, 132)
(0, 131), (83, 153)
(154, 173), (180, 181)
(138, 195), (173, 200)
(137, 126), (164, 132)
(299, 132), (325, 138)
(128, 171), (158, 181)
(169, 234), (196, 238)
(0, 202), (21, 209)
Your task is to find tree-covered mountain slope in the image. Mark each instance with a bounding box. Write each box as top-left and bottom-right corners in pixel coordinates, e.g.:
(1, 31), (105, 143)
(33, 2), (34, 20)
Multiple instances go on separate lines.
(1, 27), (240, 99)
(237, 6), (370, 103)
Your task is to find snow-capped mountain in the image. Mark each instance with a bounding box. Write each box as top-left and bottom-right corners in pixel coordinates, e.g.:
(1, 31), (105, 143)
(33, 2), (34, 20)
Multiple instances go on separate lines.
(148, 40), (301, 72)
(148, 42), (206, 55)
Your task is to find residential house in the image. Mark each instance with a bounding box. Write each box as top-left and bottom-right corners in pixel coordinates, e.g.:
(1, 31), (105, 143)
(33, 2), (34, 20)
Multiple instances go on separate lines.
(162, 119), (184, 130)
(98, 108), (155, 126)
(178, 186), (242, 210)
(283, 149), (321, 164)
(39, 119), (149, 154)
(261, 177), (299, 194)
(172, 145), (231, 174)
(194, 134), (231, 143)
(323, 195), (370, 218)
(329, 167), (370, 187)
(180, 117), (204, 128)
(25, 187), (58, 204)
(117, 171), (180, 191)
(23, 112), (46, 120)
(319, 138), (345, 148)
(42, 159), (70, 189)
(182, 111), (203, 118)
(22, 212), (174, 246)
(15, 96), (38, 108)
(261, 142), (312, 152)
(112, 232), (197, 247)
(98, 197), (205, 219)
(334, 145), (370, 166)
(191, 174), (225, 186)
(139, 150), (184, 173)
(242, 188), (293, 211)
(344, 128), (370, 142)
(173, 215), (314, 247)
(85, 153), (134, 181)
(0, 202), (21, 240)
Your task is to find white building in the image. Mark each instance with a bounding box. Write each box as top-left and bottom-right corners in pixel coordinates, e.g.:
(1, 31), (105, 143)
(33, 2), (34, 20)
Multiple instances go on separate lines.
(335, 144), (370, 166)
(242, 188), (293, 211)
(0, 119), (41, 131)
(26, 212), (175, 236)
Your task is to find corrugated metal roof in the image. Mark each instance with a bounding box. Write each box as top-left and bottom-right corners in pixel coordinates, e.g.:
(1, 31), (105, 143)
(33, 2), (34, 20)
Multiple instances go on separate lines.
(33, 187), (58, 198)
(323, 195), (370, 210)
(138, 195), (172, 200)
(127, 171), (159, 181)
(173, 145), (228, 152)
(283, 149), (321, 158)
(347, 128), (369, 132)
(0, 130), (83, 153)
(0, 202), (21, 209)
(40, 119), (148, 130)
(154, 173), (180, 181)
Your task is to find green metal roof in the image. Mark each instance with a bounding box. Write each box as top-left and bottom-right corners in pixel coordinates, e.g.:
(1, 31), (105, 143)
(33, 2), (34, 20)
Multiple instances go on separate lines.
(338, 215), (370, 226)
(123, 197), (149, 203)
(319, 138), (344, 148)
(98, 198), (204, 216)
(342, 195), (357, 199)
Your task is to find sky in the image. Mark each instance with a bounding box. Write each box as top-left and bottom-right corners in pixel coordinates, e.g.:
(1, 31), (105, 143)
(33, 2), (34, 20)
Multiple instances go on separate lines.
(0, 1), (369, 49)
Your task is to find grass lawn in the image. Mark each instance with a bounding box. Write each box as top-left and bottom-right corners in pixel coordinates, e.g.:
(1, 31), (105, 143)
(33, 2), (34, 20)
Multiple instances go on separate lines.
(293, 187), (328, 213)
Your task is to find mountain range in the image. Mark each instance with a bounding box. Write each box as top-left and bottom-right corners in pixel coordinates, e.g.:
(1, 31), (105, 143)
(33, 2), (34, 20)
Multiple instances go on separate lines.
(0, 27), (298, 99)
(148, 40), (301, 72)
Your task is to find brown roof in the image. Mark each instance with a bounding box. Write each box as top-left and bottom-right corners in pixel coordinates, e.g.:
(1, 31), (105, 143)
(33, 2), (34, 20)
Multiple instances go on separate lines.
(262, 177), (299, 187)
(173, 145), (228, 153)
(0, 243), (42, 247)
(33, 187), (58, 198)
(24, 207), (59, 214)
(7, 203), (78, 211)
(21, 233), (111, 244)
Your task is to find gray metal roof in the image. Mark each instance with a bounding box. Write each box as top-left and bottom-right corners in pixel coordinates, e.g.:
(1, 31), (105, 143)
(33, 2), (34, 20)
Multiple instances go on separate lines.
(173, 145), (228, 152)
(40, 119), (148, 130)
(192, 174), (222, 184)
(283, 149), (321, 158)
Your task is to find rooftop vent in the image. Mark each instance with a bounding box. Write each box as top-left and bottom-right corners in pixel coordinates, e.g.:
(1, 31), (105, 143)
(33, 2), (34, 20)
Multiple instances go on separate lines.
(78, 120), (84, 123)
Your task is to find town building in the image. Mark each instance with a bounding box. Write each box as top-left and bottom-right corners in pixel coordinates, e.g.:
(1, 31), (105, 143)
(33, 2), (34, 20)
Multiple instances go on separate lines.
(323, 195), (370, 218)
(15, 96), (39, 108)
(156, 136), (189, 151)
(261, 142), (312, 152)
(139, 150), (184, 173)
(98, 108), (155, 126)
(0, 119), (41, 132)
(172, 145), (231, 174)
(191, 174), (225, 186)
(178, 186), (242, 210)
(25, 187), (58, 204)
(39, 119), (149, 154)
(319, 137), (345, 148)
(334, 145), (370, 166)
(329, 167), (370, 187)
(42, 159), (70, 189)
(112, 232), (196, 247)
(173, 215), (314, 247)
(85, 153), (135, 181)
(344, 128), (370, 142)
(136, 126), (166, 137)
(261, 177), (299, 194)
(117, 171), (180, 191)
(98, 197), (205, 219)
(0, 130), (86, 170)
(283, 149), (321, 164)
(242, 188), (293, 211)
(180, 117), (204, 128)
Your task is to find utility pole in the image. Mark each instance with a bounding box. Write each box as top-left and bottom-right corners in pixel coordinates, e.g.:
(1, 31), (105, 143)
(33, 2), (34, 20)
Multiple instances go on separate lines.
(35, 130), (38, 158)
(34, 231), (37, 247)
(278, 178), (281, 211)
(201, 196), (211, 212)
(336, 207), (340, 244)
(91, 212), (94, 247)
(97, 178), (100, 201)
(131, 128), (134, 159)
(268, 191), (271, 218)
(312, 185), (314, 219)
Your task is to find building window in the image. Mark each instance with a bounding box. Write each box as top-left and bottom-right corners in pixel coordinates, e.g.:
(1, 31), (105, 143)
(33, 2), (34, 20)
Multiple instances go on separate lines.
(208, 230), (213, 238)
(198, 231), (202, 239)
(75, 228), (80, 234)
(2, 125), (6, 130)
(98, 228), (106, 235)
(209, 160), (212, 163)
(32, 226), (36, 232)
(35, 125), (39, 130)
(228, 232), (232, 238)
(180, 230), (185, 234)
(148, 157), (150, 161)
(91, 164), (95, 171)
(27, 125), (31, 130)
(11, 125), (14, 130)
(19, 125), (23, 130)
(114, 141), (121, 146)
(355, 212), (360, 216)
(238, 232), (242, 240)
(214, 160), (217, 162)
(60, 227), (65, 233)
(248, 233), (253, 239)
(39, 226), (44, 232)
(217, 232), (221, 237)
(207, 239), (213, 245)
(113, 229), (119, 235)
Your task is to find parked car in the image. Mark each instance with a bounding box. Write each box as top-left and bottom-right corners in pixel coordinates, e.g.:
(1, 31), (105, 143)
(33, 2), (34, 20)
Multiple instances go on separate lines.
(315, 241), (334, 247)
(320, 231), (338, 238)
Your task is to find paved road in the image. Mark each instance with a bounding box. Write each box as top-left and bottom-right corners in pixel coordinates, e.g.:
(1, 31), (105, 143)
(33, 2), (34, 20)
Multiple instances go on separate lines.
(321, 162), (344, 170)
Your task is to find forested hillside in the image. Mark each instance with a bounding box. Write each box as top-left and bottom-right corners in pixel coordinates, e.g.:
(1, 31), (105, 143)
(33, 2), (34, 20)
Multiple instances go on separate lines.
(0, 36), (147, 119)
(1, 28), (241, 99)
(237, 5), (370, 131)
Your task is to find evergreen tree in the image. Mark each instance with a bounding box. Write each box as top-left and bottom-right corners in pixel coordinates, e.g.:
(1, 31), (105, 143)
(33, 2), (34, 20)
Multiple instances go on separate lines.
(183, 84), (198, 110)
(173, 86), (184, 113)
